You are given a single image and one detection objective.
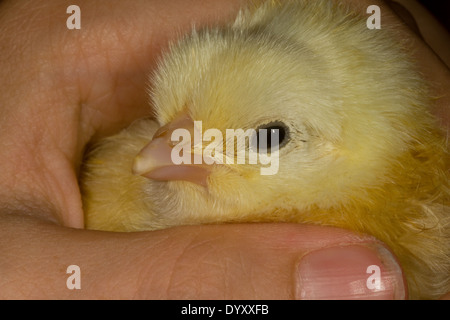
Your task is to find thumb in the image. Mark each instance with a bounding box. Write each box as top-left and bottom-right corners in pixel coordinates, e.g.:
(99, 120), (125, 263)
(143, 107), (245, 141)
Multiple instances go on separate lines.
(137, 224), (406, 300)
(0, 217), (406, 300)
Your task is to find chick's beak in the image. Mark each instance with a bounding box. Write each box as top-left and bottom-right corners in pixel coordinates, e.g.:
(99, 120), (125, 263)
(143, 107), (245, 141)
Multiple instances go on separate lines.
(132, 112), (210, 187)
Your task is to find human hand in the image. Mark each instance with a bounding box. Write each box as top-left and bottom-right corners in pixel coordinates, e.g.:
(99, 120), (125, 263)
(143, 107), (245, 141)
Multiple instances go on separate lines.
(0, 0), (447, 300)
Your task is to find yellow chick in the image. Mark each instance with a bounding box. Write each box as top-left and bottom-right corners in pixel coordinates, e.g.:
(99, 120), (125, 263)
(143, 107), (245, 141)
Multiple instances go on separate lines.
(80, 0), (449, 299)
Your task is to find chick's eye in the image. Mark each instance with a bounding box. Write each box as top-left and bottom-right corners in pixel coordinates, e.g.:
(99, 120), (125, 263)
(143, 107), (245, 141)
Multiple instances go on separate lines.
(254, 121), (290, 153)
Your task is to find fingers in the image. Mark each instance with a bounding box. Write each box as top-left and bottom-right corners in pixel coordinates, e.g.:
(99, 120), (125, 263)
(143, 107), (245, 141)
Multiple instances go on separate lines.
(0, 216), (407, 300)
(392, 0), (450, 68)
(387, 0), (450, 128)
(0, 0), (249, 144)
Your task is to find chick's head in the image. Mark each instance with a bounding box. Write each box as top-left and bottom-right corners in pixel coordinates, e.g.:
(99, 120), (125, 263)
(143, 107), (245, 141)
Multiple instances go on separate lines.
(132, 26), (419, 225)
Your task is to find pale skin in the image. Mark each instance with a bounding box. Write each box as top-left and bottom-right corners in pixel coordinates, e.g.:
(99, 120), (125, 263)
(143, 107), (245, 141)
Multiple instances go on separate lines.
(0, 0), (448, 299)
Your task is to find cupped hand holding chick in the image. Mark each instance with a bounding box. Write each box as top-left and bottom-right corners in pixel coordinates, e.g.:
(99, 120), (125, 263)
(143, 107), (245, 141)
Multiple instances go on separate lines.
(81, 0), (449, 299)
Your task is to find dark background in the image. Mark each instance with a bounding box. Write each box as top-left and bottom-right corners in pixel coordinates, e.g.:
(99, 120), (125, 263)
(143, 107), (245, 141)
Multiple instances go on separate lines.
(419, 0), (450, 32)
